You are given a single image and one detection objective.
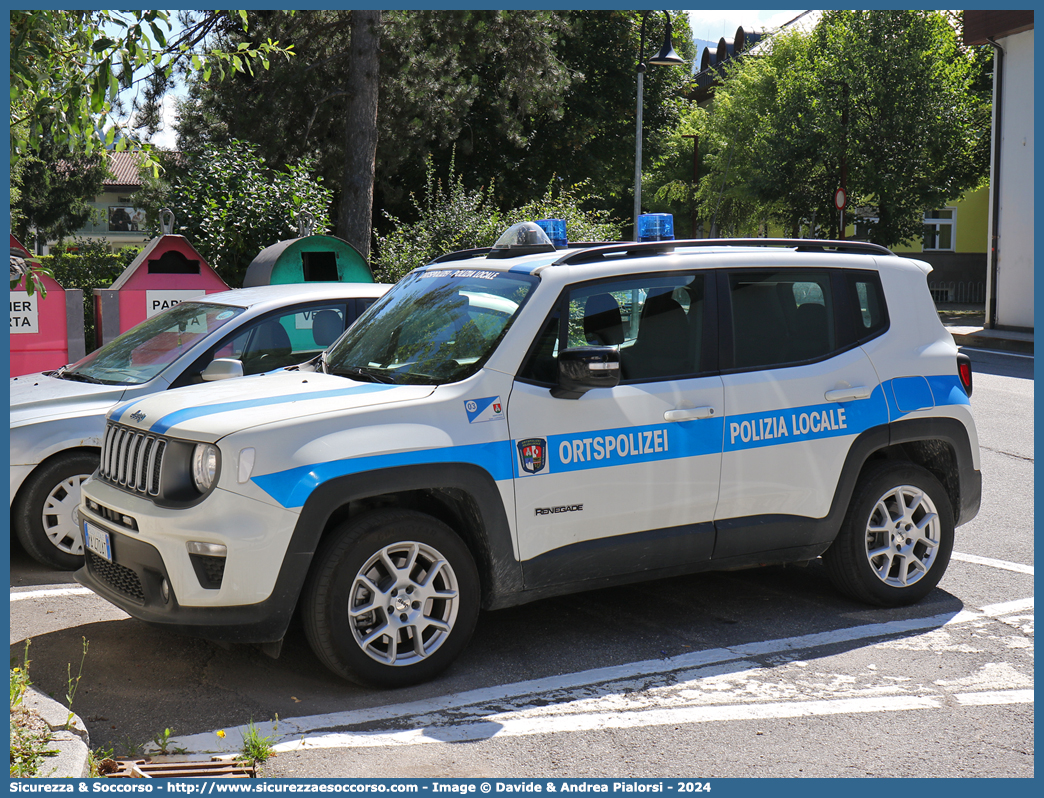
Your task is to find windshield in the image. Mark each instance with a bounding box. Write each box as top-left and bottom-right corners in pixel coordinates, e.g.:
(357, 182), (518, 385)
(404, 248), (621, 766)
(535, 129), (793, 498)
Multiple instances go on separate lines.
(63, 302), (245, 385)
(324, 267), (538, 384)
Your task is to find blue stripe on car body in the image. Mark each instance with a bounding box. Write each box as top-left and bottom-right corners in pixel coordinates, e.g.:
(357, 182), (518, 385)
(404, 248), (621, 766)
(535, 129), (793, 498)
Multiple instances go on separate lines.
(248, 375), (969, 509)
(112, 383), (394, 433)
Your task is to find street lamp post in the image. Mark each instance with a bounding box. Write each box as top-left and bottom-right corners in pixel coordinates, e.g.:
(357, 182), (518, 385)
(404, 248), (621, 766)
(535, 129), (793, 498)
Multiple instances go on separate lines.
(633, 10), (685, 240)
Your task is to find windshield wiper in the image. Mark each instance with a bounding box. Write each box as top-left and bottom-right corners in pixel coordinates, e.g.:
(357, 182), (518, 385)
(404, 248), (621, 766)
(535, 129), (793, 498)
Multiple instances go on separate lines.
(58, 371), (107, 384)
(332, 366), (397, 384)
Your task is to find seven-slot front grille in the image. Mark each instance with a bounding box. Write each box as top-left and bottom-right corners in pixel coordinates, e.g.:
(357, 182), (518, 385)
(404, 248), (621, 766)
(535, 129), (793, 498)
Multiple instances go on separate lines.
(100, 423), (167, 496)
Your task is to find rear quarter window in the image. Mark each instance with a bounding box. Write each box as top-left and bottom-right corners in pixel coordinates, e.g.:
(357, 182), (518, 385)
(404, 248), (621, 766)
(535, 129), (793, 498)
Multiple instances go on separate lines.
(847, 271), (889, 342)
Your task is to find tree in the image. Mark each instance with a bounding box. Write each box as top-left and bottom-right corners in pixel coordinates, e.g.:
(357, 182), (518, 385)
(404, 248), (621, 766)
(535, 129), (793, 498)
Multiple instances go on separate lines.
(693, 28), (837, 239)
(9, 10), (292, 168)
(12, 141), (109, 248)
(133, 141), (334, 287)
(813, 10), (991, 245)
(693, 10), (991, 247)
(173, 10), (693, 242)
(372, 153), (621, 282)
(174, 10), (576, 232)
(338, 10), (381, 258)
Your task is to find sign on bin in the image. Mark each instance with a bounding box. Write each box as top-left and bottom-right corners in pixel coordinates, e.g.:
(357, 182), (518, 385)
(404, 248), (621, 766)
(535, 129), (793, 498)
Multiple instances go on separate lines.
(10, 293), (39, 333)
(146, 289), (206, 317)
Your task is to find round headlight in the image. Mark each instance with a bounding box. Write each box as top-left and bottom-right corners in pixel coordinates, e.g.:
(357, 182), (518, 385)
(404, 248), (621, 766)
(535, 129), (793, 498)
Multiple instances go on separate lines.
(191, 444), (219, 492)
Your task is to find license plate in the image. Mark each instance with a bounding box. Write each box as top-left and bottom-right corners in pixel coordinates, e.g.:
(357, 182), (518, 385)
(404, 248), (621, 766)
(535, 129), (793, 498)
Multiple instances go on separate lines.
(84, 522), (113, 562)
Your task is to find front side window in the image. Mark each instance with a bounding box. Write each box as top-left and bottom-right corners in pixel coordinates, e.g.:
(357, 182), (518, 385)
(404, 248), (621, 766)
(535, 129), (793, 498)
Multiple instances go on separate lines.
(325, 268), (537, 384)
(63, 302), (244, 385)
(213, 304), (348, 376)
(520, 274), (705, 383)
(729, 270), (835, 370)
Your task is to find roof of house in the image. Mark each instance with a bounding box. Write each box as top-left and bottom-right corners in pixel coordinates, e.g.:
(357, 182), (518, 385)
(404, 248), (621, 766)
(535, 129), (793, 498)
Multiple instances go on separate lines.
(685, 11), (821, 104)
(104, 151), (146, 189)
(963, 10), (1034, 46)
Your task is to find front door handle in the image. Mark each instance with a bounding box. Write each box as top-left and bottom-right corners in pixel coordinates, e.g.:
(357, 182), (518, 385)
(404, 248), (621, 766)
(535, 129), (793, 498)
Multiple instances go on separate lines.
(664, 406), (716, 422)
(824, 386), (872, 402)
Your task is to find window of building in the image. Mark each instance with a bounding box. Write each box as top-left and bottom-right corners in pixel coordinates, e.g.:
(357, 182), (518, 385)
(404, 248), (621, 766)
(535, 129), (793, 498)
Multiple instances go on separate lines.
(922, 208), (955, 251)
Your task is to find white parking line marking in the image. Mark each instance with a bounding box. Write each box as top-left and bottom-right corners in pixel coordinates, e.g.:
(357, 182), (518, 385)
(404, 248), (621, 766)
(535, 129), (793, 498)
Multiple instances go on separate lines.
(951, 552), (1034, 575)
(9, 586), (93, 602)
(980, 597), (1034, 616)
(273, 695), (953, 750)
(179, 602), (1034, 755)
(954, 689), (1035, 706)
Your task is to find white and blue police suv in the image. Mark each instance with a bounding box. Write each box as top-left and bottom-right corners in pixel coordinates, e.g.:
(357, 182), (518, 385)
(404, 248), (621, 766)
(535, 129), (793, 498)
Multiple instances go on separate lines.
(76, 224), (980, 687)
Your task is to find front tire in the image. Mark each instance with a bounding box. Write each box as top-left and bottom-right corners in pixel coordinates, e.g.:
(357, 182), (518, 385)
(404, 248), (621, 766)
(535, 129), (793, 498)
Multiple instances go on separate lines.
(302, 509), (480, 687)
(824, 462), (954, 606)
(14, 452), (98, 570)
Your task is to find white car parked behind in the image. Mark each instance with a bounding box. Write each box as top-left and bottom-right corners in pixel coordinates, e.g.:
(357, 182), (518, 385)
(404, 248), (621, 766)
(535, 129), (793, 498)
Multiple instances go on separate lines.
(10, 281), (388, 569)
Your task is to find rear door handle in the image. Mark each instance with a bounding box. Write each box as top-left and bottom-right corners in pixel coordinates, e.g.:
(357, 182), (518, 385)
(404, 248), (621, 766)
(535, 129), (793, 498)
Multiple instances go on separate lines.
(824, 386), (871, 402)
(664, 406), (716, 422)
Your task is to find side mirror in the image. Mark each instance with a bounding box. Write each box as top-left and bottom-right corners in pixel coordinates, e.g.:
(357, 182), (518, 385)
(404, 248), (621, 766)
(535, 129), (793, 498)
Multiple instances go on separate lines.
(201, 358), (245, 382)
(551, 346), (620, 399)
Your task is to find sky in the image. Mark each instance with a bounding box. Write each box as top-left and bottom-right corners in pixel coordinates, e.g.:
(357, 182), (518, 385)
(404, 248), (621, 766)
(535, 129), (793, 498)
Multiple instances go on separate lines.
(145, 9), (811, 150)
(687, 9), (805, 45)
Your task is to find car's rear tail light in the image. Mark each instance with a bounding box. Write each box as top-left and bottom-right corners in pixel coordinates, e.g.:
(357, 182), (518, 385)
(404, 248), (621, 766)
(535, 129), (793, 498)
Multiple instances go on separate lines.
(956, 352), (973, 397)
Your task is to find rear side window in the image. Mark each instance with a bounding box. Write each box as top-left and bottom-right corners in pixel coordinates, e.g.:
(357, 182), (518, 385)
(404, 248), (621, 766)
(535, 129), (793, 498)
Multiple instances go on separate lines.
(728, 270), (835, 370)
(847, 271), (889, 341)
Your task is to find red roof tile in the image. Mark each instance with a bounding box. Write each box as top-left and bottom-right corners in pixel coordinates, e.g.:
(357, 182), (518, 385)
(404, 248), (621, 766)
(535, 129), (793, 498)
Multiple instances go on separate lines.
(104, 151), (146, 188)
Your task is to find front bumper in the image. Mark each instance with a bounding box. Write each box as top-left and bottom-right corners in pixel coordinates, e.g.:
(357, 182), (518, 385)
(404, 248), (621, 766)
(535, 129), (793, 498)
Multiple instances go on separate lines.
(75, 535), (304, 644)
(76, 477), (308, 644)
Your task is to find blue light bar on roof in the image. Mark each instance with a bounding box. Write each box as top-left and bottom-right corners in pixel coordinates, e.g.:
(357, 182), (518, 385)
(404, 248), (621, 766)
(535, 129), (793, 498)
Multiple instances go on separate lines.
(534, 219), (568, 248)
(637, 213), (674, 242)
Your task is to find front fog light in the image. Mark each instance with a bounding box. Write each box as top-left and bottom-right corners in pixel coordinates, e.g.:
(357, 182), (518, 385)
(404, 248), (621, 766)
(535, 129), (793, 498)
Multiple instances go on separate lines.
(160, 578), (170, 603)
(191, 444), (219, 492)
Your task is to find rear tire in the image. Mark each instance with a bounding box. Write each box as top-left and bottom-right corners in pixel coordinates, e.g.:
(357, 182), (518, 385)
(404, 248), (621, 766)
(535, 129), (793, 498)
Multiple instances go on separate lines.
(824, 462), (954, 606)
(302, 509), (480, 687)
(14, 452), (98, 570)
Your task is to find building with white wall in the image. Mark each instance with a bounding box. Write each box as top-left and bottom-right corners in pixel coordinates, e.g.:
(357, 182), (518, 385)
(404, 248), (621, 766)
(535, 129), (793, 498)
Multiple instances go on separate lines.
(965, 11), (1034, 331)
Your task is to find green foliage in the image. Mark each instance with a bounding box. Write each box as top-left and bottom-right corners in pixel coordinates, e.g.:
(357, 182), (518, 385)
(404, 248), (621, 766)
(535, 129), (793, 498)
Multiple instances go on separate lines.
(149, 727), (186, 756)
(64, 637), (89, 730)
(241, 718), (277, 765)
(10, 256), (56, 299)
(372, 155), (621, 282)
(696, 11), (992, 247)
(10, 641), (59, 778)
(12, 141), (109, 247)
(42, 240), (142, 352)
(10, 642), (31, 708)
(133, 141), (334, 287)
(173, 10), (692, 241)
(9, 10), (293, 169)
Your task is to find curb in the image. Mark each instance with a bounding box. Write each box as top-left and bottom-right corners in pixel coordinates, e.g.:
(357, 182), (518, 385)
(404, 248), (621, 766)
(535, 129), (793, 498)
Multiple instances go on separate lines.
(950, 329), (1034, 355)
(23, 687), (91, 779)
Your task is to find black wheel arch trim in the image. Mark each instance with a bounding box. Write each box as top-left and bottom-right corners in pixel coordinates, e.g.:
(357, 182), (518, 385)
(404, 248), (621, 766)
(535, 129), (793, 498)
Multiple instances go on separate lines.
(887, 416), (981, 527)
(711, 416), (980, 560)
(285, 462), (522, 611)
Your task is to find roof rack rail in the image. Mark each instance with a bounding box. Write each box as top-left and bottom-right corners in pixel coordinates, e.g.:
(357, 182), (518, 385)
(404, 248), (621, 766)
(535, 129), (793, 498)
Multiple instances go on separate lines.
(432, 240), (625, 265)
(429, 247), (493, 264)
(552, 237), (894, 266)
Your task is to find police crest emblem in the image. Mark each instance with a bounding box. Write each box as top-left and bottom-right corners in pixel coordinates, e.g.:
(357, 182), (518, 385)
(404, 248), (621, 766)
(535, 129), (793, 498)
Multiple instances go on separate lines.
(517, 438), (547, 474)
